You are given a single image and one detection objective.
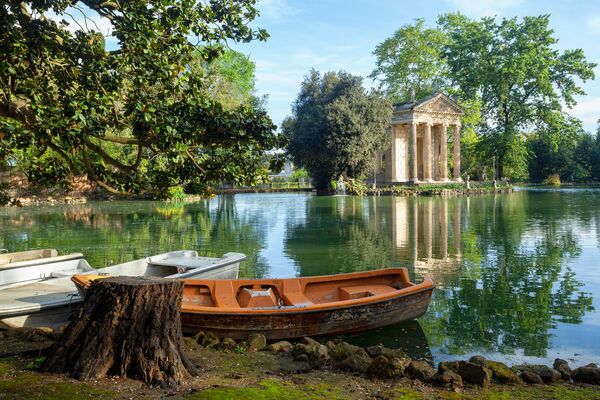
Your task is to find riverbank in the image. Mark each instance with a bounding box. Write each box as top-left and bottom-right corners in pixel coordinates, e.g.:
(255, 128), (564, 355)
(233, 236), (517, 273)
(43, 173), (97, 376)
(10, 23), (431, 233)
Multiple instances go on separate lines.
(1, 328), (598, 399)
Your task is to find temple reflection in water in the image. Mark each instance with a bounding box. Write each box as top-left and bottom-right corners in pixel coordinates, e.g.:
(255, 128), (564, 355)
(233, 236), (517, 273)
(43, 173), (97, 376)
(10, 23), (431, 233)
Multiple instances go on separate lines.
(391, 196), (465, 282)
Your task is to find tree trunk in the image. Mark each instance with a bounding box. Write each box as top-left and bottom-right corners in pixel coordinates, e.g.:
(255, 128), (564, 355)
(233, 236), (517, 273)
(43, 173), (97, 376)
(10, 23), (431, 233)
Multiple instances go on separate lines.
(43, 276), (196, 387)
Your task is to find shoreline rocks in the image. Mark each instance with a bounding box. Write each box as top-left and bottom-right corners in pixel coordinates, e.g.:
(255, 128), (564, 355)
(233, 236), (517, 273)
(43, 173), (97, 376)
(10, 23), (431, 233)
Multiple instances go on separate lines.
(180, 332), (600, 389)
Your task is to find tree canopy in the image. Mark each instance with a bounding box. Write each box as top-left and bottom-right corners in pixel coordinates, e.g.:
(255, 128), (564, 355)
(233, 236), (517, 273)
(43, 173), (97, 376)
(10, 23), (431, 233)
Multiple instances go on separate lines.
(370, 18), (448, 102)
(0, 0), (284, 197)
(371, 14), (596, 181)
(284, 70), (392, 194)
(439, 13), (596, 178)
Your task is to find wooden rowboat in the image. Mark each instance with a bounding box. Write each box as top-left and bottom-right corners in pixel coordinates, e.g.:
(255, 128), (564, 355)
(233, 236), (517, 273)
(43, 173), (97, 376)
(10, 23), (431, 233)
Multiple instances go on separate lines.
(74, 268), (434, 340)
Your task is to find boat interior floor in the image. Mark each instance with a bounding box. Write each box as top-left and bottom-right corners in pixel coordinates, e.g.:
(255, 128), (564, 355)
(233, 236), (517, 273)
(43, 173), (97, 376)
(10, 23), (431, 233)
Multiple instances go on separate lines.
(184, 279), (408, 310)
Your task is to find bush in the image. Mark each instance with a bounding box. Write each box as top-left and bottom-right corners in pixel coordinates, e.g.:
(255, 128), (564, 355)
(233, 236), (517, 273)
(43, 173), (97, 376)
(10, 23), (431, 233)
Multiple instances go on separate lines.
(543, 173), (561, 186)
(287, 168), (308, 182)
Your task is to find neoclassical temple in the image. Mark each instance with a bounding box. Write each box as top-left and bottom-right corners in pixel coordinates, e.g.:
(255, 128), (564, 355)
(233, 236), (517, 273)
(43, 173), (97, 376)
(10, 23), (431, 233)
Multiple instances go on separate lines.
(375, 93), (464, 183)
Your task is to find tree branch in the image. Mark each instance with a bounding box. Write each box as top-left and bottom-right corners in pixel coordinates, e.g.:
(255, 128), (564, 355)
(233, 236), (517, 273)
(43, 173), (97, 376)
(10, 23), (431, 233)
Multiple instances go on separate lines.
(82, 145), (132, 196)
(84, 139), (141, 172)
(99, 135), (140, 144)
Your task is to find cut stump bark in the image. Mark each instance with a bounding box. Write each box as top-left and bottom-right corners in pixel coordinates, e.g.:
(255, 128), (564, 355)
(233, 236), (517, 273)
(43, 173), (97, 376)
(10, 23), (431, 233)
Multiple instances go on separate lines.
(43, 276), (196, 387)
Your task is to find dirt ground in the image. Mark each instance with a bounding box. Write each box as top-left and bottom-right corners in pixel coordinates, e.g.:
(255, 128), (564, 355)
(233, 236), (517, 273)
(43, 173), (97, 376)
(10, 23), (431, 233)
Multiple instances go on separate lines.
(1, 333), (599, 400)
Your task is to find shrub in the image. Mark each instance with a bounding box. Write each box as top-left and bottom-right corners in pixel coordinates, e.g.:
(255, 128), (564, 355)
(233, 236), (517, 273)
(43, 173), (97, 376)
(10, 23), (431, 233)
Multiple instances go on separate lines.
(544, 173), (561, 186)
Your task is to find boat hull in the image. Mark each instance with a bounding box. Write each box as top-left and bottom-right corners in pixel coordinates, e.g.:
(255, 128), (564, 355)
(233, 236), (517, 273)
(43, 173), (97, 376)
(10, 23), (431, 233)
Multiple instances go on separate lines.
(180, 285), (433, 340)
(0, 252), (244, 329)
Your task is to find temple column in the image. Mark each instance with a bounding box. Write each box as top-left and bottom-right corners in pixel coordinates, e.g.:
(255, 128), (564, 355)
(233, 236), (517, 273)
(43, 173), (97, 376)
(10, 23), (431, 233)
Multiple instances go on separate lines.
(409, 121), (418, 182)
(391, 125), (398, 182)
(440, 198), (448, 260)
(410, 198), (419, 262)
(439, 123), (448, 181)
(424, 199), (433, 259)
(423, 122), (433, 182)
(453, 200), (461, 257)
(453, 123), (462, 181)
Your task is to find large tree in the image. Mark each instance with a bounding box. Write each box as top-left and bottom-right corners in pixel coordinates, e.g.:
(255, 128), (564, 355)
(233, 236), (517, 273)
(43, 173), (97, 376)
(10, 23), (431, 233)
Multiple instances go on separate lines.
(370, 18), (448, 102)
(439, 13), (596, 178)
(0, 0), (284, 197)
(284, 70), (392, 194)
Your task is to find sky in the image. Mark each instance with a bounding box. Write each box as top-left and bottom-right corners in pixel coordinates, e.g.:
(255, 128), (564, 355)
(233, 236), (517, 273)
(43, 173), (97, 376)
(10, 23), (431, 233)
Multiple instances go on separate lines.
(55, 0), (600, 133)
(227, 0), (600, 132)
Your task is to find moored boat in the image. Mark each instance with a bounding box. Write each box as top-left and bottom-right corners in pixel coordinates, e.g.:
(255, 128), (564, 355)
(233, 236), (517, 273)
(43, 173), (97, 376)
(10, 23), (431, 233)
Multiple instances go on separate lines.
(0, 250), (245, 329)
(74, 268), (434, 340)
(0, 249), (87, 288)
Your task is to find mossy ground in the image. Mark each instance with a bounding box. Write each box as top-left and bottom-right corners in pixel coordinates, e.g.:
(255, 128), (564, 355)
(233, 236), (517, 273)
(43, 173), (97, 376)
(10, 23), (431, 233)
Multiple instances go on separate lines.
(0, 342), (599, 399)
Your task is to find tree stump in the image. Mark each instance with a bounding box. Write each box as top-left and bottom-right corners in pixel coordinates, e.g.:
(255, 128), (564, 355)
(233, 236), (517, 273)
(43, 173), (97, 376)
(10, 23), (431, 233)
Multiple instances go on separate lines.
(43, 276), (196, 387)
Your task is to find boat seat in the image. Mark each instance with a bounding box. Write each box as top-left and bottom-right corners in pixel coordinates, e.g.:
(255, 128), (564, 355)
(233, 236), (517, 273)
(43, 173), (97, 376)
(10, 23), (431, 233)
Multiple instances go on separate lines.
(212, 281), (240, 308)
(338, 284), (395, 301)
(281, 279), (313, 307)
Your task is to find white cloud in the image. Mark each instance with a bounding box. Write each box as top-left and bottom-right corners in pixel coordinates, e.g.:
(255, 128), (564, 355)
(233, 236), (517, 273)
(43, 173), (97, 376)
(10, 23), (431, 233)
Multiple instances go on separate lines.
(445, 0), (522, 17)
(587, 15), (600, 35)
(571, 95), (600, 131)
(258, 0), (301, 21)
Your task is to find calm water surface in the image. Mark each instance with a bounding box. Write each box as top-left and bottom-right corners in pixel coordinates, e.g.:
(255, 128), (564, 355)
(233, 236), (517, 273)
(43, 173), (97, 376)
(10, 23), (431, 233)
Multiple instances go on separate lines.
(1, 189), (599, 366)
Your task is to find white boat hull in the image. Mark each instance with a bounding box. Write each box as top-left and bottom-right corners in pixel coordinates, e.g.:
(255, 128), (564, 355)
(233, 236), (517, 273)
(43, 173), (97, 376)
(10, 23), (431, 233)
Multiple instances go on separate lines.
(0, 251), (245, 329)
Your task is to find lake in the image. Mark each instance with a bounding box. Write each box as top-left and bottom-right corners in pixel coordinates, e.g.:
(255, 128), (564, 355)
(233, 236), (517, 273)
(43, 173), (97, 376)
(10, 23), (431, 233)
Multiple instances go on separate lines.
(1, 188), (598, 367)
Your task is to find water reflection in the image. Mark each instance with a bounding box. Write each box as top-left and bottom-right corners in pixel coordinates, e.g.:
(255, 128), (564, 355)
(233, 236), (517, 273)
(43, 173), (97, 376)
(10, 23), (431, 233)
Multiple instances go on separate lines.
(0, 191), (598, 365)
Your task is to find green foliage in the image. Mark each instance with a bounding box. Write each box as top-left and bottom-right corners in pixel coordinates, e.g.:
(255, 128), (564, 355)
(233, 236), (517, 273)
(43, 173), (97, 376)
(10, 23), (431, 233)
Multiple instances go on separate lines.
(284, 70), (392, 194)
(439, 13), (596, 178)
(0, 182), (10, 206)
(25, 357), (46, 371)
(287, 168), (308, 182)
(544, 173), (561, 186)
(370, 19), (449, 102)
(0, 0), (284, 197)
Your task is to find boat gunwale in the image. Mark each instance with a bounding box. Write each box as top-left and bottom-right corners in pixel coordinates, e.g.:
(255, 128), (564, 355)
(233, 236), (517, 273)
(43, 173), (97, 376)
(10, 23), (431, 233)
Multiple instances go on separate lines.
(0, 253), (85, 270)
(182, 281), (434, 317)
(181, 269), (435, 315)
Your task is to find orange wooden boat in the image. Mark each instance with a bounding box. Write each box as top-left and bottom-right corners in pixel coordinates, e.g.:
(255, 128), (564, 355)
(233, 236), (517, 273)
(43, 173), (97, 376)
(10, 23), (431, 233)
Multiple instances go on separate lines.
(72, 268), (434, 340)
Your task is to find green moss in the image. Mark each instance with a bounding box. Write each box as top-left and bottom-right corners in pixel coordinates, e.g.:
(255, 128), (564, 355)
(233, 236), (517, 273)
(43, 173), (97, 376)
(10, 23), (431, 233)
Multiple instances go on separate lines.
(0, 358), (116, 400)
(189, 378), (345, 400)
(391, 387), (425, 399)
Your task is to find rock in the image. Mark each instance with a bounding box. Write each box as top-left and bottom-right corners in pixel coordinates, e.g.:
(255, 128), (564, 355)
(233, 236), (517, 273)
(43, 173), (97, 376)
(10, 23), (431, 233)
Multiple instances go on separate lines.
(458, 361), (492, 387)
(381, 347), (409, 360)
(584, 363), (599, 368)
(514, 365), (560, 383)
(520, 370), (543, 384)
(329, 341), (360, 362)
(200, 331), (220, 348)
(553, 359), (572, 380)
(292, 343), (311, 358)
(294, 354), (309, 363)
(183, 336), (201, 351)
(485, 360), (521, 385)
(300, 336), (320, 348)
(192, 331), (206, 343)
(219, 338), (237, 351)
(367, 355), (410, 379)
(438, 361), (460, 374)
(248, 333), (267, 351)
(405, 360), (436, 383)
(468, 355), (486, 366)
(572, 366), (600, 385)
(292, 340), (330, 369)
(365, 344), (385, 358)
(325, 339), (341, 350)
(265, 341), (292, 353)
(338, 349), (372, 374)
(434, 370), (463, 388)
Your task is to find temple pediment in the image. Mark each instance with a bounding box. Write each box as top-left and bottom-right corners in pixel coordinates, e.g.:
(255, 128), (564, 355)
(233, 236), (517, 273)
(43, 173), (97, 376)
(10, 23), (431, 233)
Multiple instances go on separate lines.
(414, 94), (463, 115)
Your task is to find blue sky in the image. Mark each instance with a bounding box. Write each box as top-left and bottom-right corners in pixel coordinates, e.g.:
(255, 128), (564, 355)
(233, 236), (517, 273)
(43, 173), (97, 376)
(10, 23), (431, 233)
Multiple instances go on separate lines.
(230, 0), (600, 132)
